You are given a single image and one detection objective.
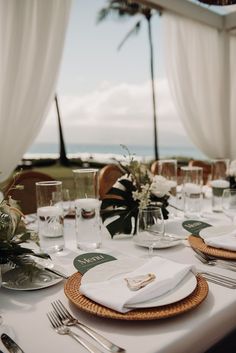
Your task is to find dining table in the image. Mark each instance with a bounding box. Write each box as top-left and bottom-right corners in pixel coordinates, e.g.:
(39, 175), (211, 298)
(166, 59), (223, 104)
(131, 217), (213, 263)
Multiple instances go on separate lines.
(0, 200), (236, 353)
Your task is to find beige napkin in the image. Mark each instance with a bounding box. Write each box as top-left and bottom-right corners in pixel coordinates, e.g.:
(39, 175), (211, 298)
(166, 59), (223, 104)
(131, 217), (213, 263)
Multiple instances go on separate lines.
(80, 257), (192, 313)
(201, 230), (236, 251)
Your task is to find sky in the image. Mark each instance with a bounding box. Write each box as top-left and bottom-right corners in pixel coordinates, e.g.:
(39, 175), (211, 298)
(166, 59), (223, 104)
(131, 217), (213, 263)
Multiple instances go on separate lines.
(31, 0), (203, 156)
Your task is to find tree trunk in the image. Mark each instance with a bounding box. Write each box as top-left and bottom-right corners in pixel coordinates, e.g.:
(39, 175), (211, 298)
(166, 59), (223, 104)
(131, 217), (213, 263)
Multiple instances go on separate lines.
(55, 94), (70, 166)
(147, 16), (159, 161)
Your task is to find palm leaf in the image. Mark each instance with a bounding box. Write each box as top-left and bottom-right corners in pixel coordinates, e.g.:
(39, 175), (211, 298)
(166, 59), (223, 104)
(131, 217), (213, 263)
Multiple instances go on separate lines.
(118, 20), (141, 50)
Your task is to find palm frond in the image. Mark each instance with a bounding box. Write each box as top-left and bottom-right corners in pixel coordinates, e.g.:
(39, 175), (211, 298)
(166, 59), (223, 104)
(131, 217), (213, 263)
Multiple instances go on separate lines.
(118, 20), (141, 50)
(97, 1), (151, 24)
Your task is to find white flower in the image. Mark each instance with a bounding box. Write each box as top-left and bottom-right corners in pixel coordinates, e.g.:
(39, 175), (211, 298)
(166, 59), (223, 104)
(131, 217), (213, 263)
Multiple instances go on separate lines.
(132, 184), (151, 209)
(229, 160), (236, 177)
(150, 175), (171, 197)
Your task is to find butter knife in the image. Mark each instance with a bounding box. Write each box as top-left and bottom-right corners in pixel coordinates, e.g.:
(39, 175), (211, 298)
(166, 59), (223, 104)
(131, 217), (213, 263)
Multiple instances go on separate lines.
(1, 333), (25, 353)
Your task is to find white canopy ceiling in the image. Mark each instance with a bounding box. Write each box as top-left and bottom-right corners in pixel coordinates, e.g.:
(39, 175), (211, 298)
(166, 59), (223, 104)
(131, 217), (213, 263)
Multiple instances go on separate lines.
(140, 0), (236, 29)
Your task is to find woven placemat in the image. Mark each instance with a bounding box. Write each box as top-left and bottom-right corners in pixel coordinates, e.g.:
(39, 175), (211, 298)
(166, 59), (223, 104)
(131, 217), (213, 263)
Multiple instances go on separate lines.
(188, 235), (236, 260)
(64, 272), (208, 321)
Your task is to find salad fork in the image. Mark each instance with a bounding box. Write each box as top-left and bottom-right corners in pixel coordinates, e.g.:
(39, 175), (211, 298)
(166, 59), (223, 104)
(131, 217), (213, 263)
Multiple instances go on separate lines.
(47, 311), (103, 353)
(51, 300), (126, 352)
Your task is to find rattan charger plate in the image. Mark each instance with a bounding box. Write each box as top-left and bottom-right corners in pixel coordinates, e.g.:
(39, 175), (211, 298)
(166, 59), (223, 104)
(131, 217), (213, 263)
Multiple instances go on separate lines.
(188, 235), (236, 260)
(64, 272), (208, 321)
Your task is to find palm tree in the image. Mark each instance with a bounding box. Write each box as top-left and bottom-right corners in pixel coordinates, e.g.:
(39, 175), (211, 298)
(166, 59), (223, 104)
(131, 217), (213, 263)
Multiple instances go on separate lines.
(97, 0), (162, 160)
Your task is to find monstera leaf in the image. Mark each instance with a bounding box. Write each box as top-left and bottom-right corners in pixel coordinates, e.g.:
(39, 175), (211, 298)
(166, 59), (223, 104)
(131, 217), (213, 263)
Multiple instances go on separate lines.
(101, 175), (170, 237)
(101, 178), (139, 237)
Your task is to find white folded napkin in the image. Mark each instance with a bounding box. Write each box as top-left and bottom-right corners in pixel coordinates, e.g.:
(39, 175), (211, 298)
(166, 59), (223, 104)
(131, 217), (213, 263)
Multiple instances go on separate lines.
(201, 230), (236, 251)
(80, 257), (192, 313)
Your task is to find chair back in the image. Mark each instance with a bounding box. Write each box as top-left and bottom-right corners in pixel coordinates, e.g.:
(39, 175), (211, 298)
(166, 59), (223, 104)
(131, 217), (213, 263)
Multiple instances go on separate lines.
(99, 164), (124, 199)
(5, 171), (55, 214)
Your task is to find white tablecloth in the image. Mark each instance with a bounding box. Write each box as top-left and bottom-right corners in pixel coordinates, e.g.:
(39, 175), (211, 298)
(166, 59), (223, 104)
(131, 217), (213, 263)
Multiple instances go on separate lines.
(1, 207), (236, 353)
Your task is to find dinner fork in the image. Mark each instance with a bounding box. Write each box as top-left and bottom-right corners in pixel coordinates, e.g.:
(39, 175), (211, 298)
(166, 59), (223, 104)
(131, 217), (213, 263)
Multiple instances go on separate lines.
(193, 248), (236, 272)
(194, 248), (236, 267)
(47, 311), (103, 353)
(51, 300), (125, 353)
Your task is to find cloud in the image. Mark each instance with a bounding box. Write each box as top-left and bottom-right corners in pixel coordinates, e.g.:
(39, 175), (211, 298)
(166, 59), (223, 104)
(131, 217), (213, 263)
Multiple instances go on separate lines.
(35, 79), (191, 147)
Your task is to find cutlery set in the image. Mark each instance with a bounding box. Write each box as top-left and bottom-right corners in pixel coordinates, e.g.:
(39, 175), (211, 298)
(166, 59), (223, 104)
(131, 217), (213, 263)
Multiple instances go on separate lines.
(193, 248), (236, 288)
(48, 300), (126, 353)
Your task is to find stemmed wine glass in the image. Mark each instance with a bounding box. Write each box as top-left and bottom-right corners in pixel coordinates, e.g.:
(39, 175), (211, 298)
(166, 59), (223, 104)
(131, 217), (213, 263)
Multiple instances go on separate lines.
(138, 206), (165, 257)
(222, 189), (236, 224)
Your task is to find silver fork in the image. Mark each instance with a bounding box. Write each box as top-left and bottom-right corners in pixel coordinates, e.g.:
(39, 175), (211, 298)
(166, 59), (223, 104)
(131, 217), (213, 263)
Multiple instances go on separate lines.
(194, 248), (236, 267)
(193, 248), (236, 272)
(51, 300), (125, 353)
(47, 311), (104, 353)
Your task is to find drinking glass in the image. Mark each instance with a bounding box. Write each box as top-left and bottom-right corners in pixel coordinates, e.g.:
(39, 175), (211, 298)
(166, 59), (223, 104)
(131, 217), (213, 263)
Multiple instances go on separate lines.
(73, 169), (101, 250)
(222, 189), (236, 223)
(62, 188), (71, 215)
(138, 206), (165, 256)
(181, 166), (203, 218)
(211, 159), (230, 212)
(36, 181), (64, 253)
(157, 159), (177, 196)
(157, 159), (178, 217)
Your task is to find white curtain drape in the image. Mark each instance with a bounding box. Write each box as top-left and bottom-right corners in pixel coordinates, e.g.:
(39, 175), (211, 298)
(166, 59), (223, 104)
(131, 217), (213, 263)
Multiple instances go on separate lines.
(0, 0), (71, 181)
(163, 13), (236, 159)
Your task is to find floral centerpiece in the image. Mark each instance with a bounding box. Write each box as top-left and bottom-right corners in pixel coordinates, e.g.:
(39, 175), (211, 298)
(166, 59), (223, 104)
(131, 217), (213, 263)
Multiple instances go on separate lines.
(0, 175), (49, 272)
(101, 146), (172, 238)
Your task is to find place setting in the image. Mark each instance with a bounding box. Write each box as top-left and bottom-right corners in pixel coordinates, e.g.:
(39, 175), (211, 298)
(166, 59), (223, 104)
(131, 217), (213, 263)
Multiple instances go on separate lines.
(188, 222), (236, 261)
(62, 251), (209, 321)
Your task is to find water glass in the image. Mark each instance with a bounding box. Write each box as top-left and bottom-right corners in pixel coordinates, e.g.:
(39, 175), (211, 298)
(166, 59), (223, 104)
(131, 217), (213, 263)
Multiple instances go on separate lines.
(222, 189), (236, 223)
(181, 166), (203, 218)
(157, 159), (178, 217)
(211, 159), (230, 212)
(138, 206), (165, 256)
(73, 169), (101, 250)
(36, 181), (64, 253)
(73, 168), (99, 199)
(157, 159), (177, 196)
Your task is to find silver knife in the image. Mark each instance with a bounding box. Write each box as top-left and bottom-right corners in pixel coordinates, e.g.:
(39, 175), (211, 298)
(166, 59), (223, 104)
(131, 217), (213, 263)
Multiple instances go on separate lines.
(1, 333), (25, 353)
(39, 265), (69, 279)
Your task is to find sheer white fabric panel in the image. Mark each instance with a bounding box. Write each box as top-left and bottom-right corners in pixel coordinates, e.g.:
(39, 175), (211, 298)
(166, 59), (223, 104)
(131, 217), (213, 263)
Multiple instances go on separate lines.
(230, 35), (236, 159)
(0, 0), (71, 181)
(163, 13), (231, 159)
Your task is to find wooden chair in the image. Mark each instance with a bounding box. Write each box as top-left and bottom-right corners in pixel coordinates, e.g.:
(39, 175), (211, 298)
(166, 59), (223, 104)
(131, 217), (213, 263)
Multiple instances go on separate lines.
(99, 164), (124, 200)
(188, 160), (211, 185)
(5, 171), (55, 214)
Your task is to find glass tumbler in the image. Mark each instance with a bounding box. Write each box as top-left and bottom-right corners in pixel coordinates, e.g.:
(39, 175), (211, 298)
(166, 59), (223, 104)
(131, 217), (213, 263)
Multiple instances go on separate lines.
(73, 169), (101, 250)
(36, 181), (64, 253)
(181, 166), (203, 219)
(157, 159), (177, 196)
(211, 159), (230, 212)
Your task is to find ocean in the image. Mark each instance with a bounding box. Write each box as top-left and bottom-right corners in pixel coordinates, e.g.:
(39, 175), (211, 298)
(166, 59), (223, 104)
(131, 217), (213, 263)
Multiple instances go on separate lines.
(25, 143), (206, 161)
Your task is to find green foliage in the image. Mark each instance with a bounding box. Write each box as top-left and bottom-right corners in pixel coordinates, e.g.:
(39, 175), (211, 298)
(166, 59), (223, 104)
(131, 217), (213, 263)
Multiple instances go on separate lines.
(0, 177), (49, 265)
(101, 146), (170, 237)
